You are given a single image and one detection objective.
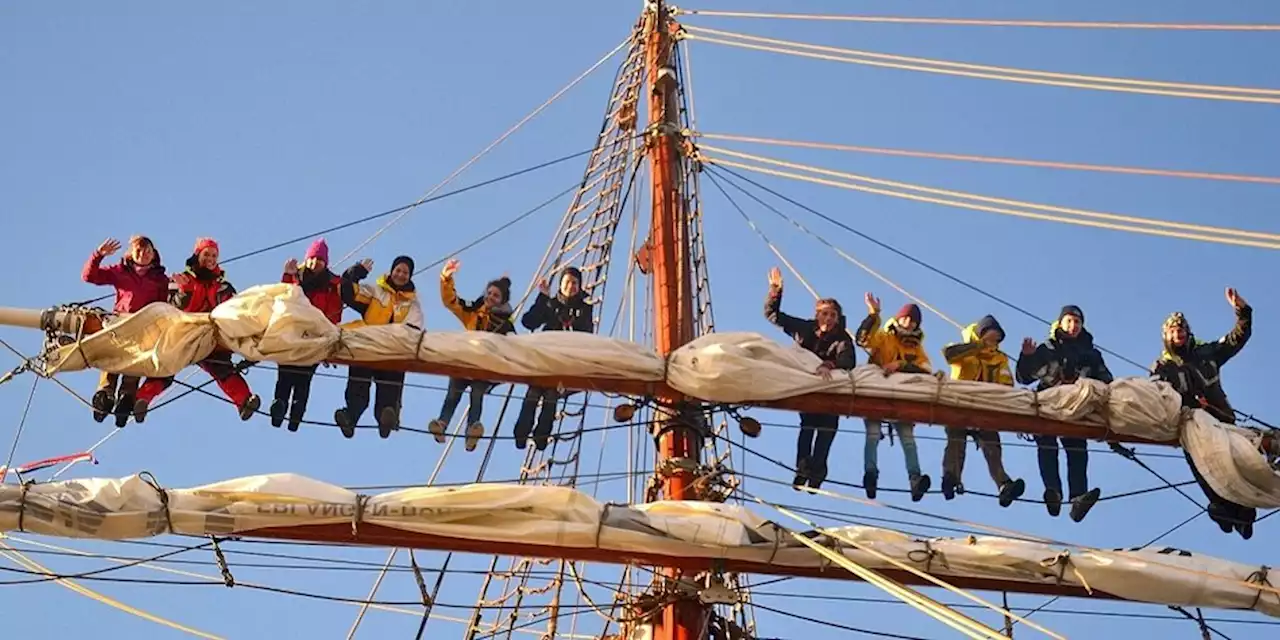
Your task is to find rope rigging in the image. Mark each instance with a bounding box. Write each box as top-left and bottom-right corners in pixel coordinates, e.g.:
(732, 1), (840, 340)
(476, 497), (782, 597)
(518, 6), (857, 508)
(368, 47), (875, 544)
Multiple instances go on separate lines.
(676, 8), (1280, 32)
(681, 26), (1280, 104)
(700, 147), (1280, 250)
(695, 132), (1280, 186)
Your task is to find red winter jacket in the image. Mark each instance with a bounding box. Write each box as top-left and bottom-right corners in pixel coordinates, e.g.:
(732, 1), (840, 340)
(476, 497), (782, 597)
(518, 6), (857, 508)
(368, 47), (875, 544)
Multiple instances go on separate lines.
(171, 258), (236, 313)
(82, 251), (170, 313)
(283, 269), (343, 324)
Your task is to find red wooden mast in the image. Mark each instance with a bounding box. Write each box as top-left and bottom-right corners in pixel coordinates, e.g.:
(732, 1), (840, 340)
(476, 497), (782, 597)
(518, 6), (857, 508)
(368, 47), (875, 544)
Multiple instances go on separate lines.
(644, 1), (705, 638)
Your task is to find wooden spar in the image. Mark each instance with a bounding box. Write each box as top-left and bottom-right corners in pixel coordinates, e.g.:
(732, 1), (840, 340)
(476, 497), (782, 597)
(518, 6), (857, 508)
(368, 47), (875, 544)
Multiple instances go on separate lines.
(645, 1), (705, 639)
(241, 521), (1109, 600)
(332, 357), (1178, 446)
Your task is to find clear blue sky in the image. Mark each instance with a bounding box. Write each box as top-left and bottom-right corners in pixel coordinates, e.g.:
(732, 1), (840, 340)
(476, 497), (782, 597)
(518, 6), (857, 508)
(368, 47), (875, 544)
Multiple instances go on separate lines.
(2, 1), (1279, 638)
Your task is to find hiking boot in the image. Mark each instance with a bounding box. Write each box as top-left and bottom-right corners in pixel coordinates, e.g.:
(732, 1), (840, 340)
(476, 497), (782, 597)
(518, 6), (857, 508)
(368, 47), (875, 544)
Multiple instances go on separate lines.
(464, 422), (485, 452)
(808, 464), (828, 491)
(238, 395), (261, 421)
(863, 470), (878, 499)
(132, 398), (151, 424)
(427, 419), (447, 444)
(998, 478), (1026, 508)
(1235, 520), (1254, 540)
(113, 395), (135, 429)
(793, 457), (811, 491)
(1069, 488), (1101, 523)
(1043, 488), (1062, 517)
(910, 474), (931, 502)
(335, 408), (356, 439)
(286, 402), (304, 432)
(941, 474), (959, 500)
(91, 389), (115, 423)
(1208, 501), (1235, 534)
(269, 399), (287, 427)
(377, 406), (399, 439)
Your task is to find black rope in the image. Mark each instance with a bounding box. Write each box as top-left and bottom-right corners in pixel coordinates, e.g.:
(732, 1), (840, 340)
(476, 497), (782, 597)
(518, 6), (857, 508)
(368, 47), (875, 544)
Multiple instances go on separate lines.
(77, 141), (631, 306)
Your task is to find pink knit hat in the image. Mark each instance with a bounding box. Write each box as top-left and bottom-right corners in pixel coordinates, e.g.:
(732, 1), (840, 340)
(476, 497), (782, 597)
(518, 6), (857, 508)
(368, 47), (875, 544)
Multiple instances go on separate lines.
(305, 238), (329, 263)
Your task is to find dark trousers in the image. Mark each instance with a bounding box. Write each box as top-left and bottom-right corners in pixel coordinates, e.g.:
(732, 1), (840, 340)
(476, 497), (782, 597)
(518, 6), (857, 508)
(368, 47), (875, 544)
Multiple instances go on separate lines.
(1184, 450), (1257, 527)
(274, 364), (319, 424)
(514, 386), (561, 442)
(438, 378), (493, 426)
(1035, 435), (1089, 498)
(797, 412), (839, 483)
(343, 366), (405, 423)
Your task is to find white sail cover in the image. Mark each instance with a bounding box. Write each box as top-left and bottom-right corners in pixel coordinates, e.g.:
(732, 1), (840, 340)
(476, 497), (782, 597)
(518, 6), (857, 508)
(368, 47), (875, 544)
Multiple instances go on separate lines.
(40, 284), (1277, 507)
(0, 473), (1275, 617)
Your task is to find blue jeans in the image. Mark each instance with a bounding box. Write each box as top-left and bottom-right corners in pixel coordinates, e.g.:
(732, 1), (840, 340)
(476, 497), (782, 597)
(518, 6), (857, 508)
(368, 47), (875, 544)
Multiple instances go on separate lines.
(863, 419), (921, 478)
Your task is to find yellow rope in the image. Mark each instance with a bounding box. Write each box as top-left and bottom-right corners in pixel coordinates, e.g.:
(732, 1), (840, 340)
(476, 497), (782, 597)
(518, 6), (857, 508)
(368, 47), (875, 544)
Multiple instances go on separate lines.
(682, 28), (1280, 104)
(678, 9), (1280, 32)
(1, 536), (593, 638)
(753, 511), (1004, 638)
(699, 151), (1280, 250)
(781, 482), (1280, 602)
(757, 497), (1065, 640)
(695, 132), (1280, 186)
(0, 540), (224, 639)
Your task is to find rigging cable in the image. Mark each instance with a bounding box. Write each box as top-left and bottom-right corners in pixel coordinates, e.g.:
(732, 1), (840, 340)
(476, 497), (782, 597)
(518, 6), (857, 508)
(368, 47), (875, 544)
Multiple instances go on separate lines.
(334, 34), (635, 266)
(695, 132), (1280, 186)
(680, 26), (1280, 104)
(700, 146), (1280, 249)
(676, 9), (1280, 32)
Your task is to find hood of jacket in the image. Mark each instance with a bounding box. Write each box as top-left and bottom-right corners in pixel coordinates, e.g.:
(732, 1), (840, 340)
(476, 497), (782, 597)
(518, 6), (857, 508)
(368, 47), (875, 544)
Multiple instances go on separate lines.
(1048, 318), (1095, 349)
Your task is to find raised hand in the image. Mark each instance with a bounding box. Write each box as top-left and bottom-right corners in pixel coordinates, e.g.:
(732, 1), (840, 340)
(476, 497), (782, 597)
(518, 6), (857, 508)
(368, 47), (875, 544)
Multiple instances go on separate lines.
(96, 238), (121, 257)
(359, 258), (374, 273)
(1021, 337), (1037, 355)
(284, 258), (298, 275)
(768, 266), (783, 288)
(1226, 287), (1246, 310)
(442, 258), (461, 279)
(864, 292), (881, 315)
(538, 278), (550, 296)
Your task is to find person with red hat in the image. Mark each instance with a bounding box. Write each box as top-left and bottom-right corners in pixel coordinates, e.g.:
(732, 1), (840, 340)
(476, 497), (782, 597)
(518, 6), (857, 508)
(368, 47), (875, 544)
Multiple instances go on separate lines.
(1151, 287), (1254, 539)
(855, 293), (932, 502)
(1017, 304), (1112, 523)
(763, 267), (855, 491)
(270, 238), (343, 432)
(81, 235), (169, 427)
(513, 265), (593, 450)
(131, 237), (262, 423)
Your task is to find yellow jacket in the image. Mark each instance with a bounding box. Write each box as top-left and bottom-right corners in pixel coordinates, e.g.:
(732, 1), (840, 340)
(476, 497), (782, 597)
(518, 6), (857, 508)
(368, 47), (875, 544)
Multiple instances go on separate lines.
(855, 313), (931, 372)
(439, 274), (514, 334)
(943, 322), (1012, 385)
(341, 273), (424, 329)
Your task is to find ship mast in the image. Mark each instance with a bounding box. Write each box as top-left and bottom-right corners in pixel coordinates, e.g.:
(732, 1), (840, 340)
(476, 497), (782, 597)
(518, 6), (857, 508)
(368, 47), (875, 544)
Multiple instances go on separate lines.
(644, 1), (705, 638)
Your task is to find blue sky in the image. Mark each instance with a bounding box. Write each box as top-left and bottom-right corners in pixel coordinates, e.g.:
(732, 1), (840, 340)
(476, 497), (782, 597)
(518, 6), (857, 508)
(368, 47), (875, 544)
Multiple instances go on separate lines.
(2, 1), (1279, 638)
